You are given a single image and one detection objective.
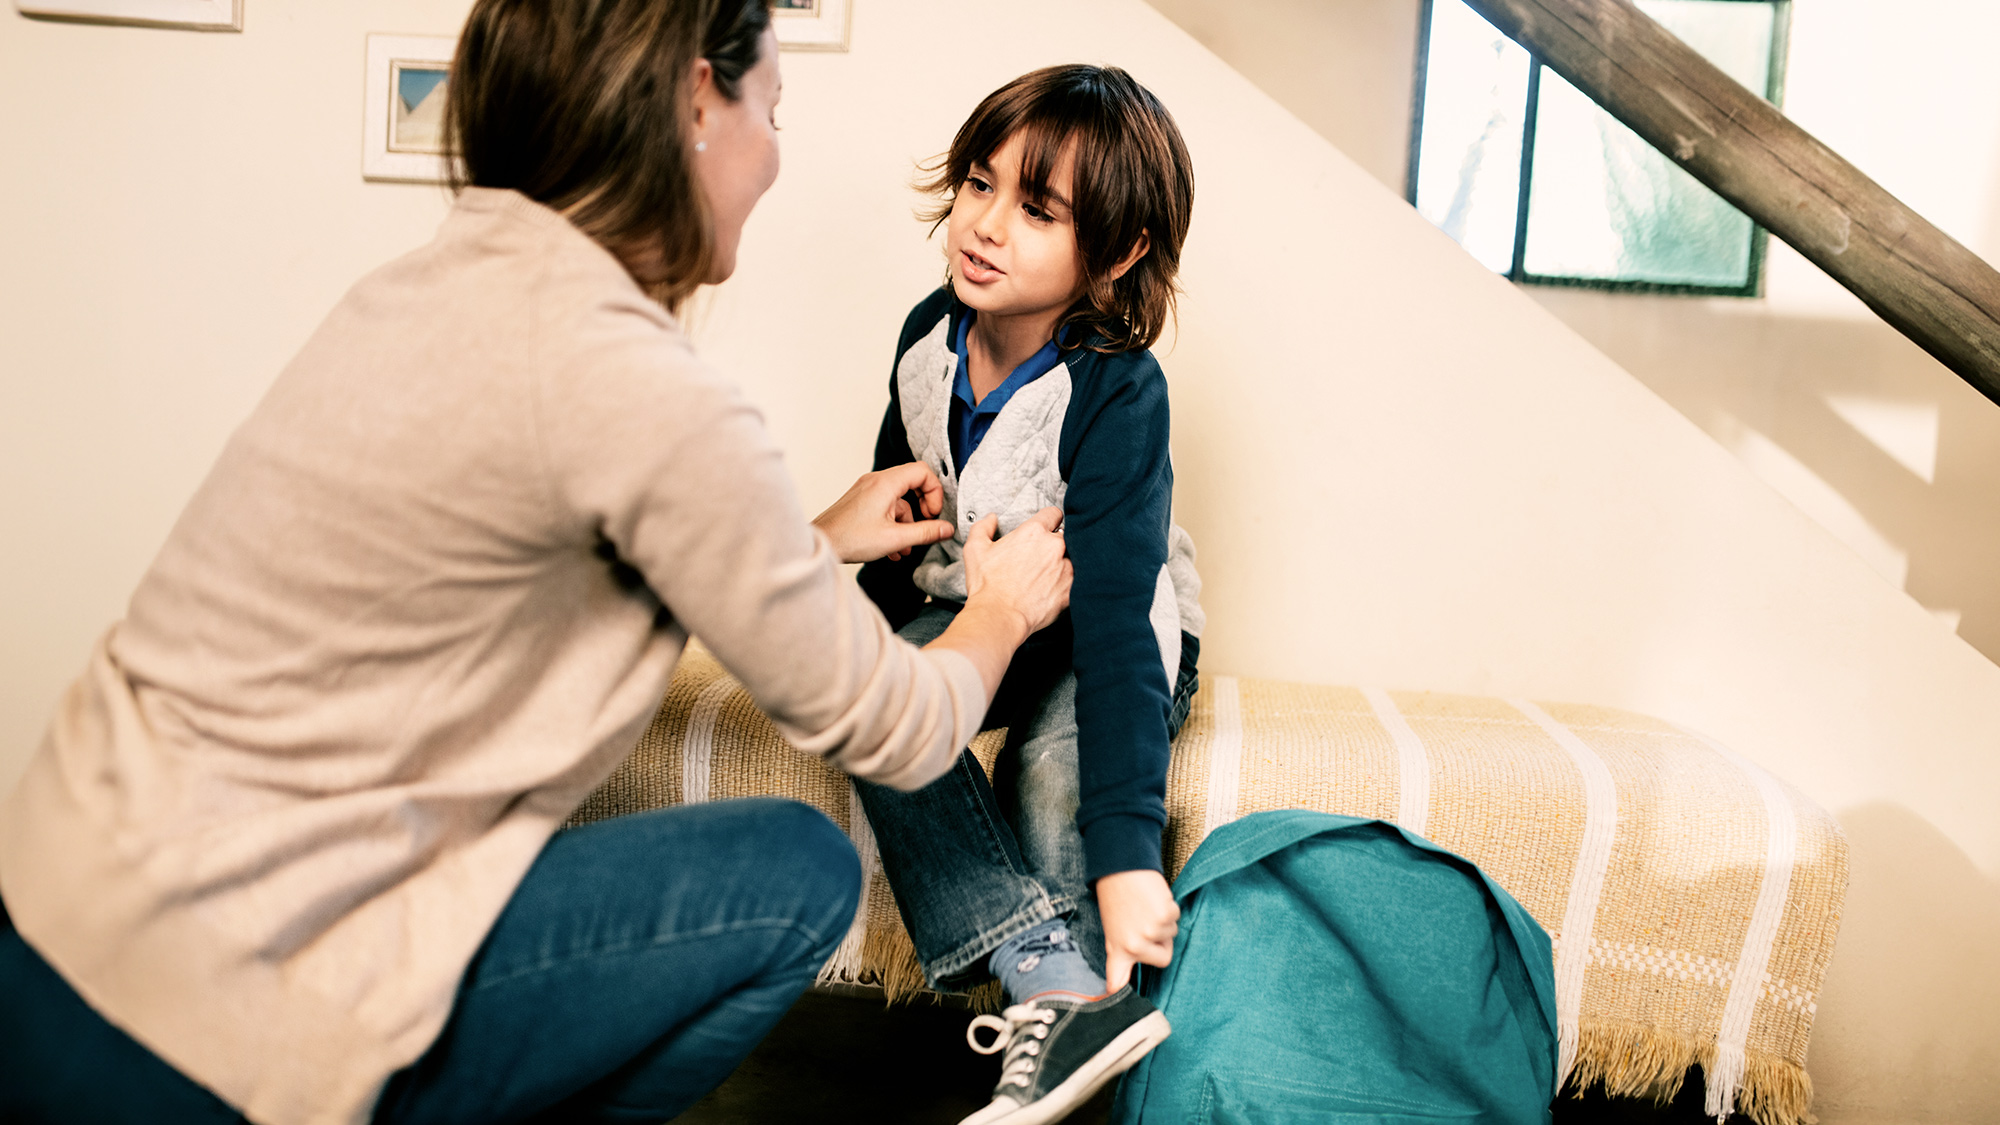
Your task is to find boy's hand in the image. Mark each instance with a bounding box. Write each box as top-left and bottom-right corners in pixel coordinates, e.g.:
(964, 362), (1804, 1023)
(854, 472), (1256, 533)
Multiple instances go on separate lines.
(1096, 868), (1179, 993)
(812, 462), (954, 563)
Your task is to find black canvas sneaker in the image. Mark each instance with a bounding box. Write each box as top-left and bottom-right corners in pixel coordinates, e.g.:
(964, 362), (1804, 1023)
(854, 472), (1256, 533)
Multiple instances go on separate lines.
(957, 986), (1171, 1125)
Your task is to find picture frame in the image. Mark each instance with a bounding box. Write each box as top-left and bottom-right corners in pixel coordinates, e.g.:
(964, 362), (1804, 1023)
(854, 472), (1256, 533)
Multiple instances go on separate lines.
(13, 0), (241, 32)
(362, 33), (456, 185)
(770, 0), (849, 52)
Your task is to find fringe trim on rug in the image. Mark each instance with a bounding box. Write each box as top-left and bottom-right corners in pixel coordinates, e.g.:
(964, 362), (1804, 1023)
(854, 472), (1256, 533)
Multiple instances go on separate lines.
(851, 918), (1007, 1013)
(1564, 1018), (1816, 1125)
(865, 921), (929, 1001)
(1728, 1052), (1817, 1125)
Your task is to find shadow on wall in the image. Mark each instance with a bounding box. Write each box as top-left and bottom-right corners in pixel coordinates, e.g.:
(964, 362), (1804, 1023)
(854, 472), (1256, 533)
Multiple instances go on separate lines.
(1811, 803), (2000, 1123)
(1524, 287), (2000, 665)
(1141, 0), (1423, 191)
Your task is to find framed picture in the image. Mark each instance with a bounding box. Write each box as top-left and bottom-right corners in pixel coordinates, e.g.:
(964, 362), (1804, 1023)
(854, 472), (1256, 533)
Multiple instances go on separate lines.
(13, 0), (240, 31)
(771, 0), (849, 52)
(363, 34), (456, 184)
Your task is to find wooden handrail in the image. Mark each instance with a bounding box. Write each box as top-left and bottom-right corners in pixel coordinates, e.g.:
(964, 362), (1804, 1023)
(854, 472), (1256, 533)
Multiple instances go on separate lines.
(1458, 0), (2000, 406)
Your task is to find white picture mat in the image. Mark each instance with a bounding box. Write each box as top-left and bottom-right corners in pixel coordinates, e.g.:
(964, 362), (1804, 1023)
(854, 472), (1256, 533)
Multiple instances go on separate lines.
(772, 0), (849, 51)
(14, 0), (239, 30)
(363, 33), (457, 184)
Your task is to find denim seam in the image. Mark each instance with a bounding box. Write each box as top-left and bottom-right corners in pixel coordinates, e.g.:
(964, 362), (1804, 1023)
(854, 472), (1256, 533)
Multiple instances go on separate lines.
(957, 753), (1028, 879)
(468, 917), (838, 994)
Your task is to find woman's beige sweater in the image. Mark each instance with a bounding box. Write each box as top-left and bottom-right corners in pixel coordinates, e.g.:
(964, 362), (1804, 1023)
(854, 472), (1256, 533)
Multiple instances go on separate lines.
(0, 189), (987, 1125)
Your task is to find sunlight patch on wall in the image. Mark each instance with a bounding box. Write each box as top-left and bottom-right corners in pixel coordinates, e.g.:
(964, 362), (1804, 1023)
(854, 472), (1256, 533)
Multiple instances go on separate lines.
(1717, 416), (1909, 590)
(1824, 394), (1941, 485)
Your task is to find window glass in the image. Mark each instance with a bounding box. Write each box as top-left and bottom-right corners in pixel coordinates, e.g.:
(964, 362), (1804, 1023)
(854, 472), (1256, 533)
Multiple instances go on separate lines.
(1411, 0), (1785, 295)
(1412, 0), (1533, 274)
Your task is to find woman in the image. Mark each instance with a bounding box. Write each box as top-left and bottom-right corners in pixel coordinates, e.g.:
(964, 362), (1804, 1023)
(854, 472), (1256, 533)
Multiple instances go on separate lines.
(0, 0), (1071, 1121)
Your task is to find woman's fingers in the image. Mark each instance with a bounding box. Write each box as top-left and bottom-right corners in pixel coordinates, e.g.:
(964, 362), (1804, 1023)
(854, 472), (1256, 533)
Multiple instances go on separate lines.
(958, 510), (1071, 638)
(959, 515), (999, 586)
(810, 463), (954, 563)
(873, 461), (944, 518)
(878, 518), (955, 557)
(914, 467), (944, 519)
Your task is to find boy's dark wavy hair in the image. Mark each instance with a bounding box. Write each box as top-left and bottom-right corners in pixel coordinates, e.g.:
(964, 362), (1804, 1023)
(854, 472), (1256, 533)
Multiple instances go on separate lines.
(447, 0), (771, 313)
(919, 65), (1195, 354)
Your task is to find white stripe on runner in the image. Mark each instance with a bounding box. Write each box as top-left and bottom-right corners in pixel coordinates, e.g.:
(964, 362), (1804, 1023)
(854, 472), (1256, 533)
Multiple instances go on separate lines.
(819, 782), (880, 984)
(1364, 687), (1430, 837)
(679, 678), (737, 805)
(1510, 698), (1620, 1088)
(1202, 677), (1245, 837)
(1681, 726), (1798, 1121)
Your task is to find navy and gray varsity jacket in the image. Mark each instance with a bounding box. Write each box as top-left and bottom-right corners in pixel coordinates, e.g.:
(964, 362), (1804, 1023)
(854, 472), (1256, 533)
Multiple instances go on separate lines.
(858, 288), (1205, 880)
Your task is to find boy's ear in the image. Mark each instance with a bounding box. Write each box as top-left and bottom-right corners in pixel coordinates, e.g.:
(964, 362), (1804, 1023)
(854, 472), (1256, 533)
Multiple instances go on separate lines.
(1105, 229), (1152, 283)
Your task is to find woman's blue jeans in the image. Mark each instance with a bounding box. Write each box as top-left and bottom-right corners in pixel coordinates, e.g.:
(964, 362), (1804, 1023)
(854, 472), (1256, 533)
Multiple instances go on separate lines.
(0, 797), (861, 1124)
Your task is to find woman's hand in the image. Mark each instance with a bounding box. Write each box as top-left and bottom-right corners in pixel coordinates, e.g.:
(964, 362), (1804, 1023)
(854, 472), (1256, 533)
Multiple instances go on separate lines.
(962, 509), (1071, 637)
(926, 508), (1071, 698)
(811, 462), (955, 564)
(1097, 869), (1180, 993)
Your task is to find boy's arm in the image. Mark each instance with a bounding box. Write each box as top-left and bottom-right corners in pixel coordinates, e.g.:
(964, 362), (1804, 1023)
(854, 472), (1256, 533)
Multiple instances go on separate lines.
(1060, 361), (1177, 884)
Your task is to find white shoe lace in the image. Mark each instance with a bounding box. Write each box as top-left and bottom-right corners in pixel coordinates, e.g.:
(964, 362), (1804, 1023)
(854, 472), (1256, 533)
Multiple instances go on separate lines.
(966, 1002), (1060, 1090)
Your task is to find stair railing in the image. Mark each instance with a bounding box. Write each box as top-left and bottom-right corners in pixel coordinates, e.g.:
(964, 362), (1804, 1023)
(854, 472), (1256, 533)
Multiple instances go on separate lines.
(1458, 0), (2000, 407)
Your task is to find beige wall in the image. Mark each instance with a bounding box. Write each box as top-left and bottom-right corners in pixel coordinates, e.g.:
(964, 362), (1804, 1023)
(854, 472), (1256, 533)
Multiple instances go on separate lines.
(5, 0), (2000, 1120)
(1524, 286), (2000, 663)
(0, 1), (466, 791)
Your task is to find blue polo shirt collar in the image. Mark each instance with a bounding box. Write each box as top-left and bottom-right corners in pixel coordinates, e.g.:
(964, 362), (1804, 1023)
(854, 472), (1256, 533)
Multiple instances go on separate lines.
(950, 311), (1067, 476)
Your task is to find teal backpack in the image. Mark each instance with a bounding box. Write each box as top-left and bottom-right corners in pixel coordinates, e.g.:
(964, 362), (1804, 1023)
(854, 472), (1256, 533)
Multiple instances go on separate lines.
(1113, 811), (1557, 1124)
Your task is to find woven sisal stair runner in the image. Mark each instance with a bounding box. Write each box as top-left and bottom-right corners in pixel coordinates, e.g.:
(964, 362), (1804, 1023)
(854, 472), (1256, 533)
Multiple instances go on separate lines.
(569, 646), (1846, 1125)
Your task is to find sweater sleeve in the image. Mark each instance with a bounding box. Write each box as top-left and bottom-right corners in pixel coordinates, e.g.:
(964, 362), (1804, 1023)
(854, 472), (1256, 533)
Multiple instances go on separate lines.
(532, 299), (984, 791)
(1061, 362), (1177, 881)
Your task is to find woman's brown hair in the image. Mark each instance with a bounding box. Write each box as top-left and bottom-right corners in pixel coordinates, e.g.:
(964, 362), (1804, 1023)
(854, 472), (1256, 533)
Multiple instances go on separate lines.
(919, 65), (1195, 354)
(447, 0), (771, 311)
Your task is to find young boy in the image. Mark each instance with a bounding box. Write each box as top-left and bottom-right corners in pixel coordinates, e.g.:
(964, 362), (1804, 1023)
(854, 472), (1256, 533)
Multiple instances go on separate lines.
(855, 65), (1205, 1125)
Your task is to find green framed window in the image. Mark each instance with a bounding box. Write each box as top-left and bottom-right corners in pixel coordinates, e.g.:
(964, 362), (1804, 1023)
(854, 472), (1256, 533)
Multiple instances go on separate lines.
(1408, 0), (1790, 296)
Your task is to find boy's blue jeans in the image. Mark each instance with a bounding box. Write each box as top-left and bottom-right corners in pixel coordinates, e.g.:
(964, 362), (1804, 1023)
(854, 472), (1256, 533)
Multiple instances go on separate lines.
(857, 602), (1197, 992)
(0, 798), (860, 1124)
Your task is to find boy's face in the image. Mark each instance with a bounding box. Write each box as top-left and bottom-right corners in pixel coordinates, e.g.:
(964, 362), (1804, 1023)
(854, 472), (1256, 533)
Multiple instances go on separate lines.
(945, 131), (1083, 325)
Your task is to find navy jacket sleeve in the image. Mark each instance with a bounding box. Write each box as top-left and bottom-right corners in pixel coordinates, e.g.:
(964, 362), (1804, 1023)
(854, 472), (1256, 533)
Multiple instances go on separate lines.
(857, 290), (955, 632)
(1060, 355), (1177, 881)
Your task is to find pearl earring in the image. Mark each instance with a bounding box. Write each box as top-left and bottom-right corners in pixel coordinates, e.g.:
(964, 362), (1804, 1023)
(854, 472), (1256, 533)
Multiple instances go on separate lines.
(695, 141), (707, 153)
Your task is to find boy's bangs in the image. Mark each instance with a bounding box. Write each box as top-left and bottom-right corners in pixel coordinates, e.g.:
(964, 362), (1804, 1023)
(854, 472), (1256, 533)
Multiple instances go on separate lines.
(1005, 118), (1081, 210)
